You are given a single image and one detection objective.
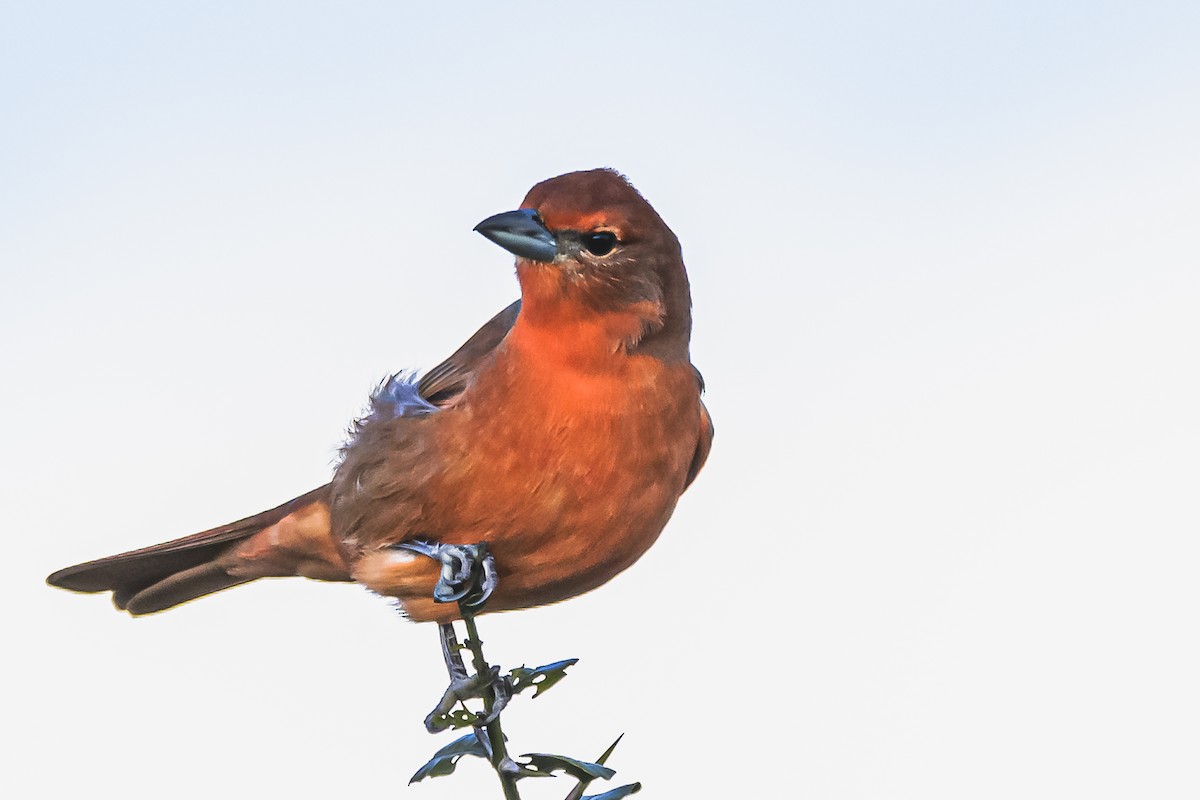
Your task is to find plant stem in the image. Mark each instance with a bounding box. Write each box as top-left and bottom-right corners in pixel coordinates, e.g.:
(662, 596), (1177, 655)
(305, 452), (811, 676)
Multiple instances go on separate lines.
(462, 610), (522, 800)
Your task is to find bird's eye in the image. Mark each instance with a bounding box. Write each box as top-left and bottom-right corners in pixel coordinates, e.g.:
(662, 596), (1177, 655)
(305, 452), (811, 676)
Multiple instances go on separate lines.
(582, 231), (617, 256)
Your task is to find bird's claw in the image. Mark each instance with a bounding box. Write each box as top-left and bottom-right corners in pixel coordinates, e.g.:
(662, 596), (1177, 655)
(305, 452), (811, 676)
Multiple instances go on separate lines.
(424, 664), (513, 733)
(479, 669), (512, 725)
(395, 540), (498, 609)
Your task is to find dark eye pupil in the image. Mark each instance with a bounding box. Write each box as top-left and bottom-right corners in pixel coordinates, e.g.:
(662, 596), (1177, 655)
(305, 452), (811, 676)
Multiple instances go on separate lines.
(583, 232), (617, 256)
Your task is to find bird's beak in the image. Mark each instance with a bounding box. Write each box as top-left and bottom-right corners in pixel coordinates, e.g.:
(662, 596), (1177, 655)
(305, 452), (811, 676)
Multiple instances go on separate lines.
(474, 209), (558, 263)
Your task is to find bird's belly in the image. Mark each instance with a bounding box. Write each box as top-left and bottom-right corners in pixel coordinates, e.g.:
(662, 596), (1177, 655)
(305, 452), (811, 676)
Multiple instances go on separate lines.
(427, 357), (694, 599)
(441, 385), (698, 608)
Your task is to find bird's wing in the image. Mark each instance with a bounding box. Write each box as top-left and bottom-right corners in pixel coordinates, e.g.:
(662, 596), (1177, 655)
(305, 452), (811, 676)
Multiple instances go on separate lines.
(418, 300), (521, 407)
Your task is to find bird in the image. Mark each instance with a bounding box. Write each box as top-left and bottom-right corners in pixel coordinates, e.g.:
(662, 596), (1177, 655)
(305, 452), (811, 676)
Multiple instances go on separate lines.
(46, 168), (712, 625)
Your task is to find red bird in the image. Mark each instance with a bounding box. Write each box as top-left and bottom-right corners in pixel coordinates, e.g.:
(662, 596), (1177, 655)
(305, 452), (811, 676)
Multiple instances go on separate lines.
(47, 169), (712, 624)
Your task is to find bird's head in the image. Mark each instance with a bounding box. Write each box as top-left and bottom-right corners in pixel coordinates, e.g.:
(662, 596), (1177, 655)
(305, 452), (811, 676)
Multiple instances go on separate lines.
(475, 168), (690, 356)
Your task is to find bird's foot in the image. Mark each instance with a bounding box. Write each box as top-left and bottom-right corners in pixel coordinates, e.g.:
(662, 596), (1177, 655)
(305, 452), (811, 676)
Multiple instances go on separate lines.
(395, 542), (507, 732)
(425, 622), (513, 733)
(424, 664), (513, 733)
(394, 540), (497, 608)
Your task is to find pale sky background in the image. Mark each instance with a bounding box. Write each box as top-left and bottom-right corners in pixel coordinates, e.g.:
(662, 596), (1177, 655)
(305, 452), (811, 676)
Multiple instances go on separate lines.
(3, 2), (1199, 798)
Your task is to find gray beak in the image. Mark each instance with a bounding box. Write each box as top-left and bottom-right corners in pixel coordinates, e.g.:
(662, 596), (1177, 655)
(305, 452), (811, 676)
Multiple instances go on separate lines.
(474, 209), (558, 263)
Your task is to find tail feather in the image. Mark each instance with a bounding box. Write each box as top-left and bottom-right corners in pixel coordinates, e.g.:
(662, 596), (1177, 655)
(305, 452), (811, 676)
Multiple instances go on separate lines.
(114, 563), (257, 615)
(47, 485), (337, 615)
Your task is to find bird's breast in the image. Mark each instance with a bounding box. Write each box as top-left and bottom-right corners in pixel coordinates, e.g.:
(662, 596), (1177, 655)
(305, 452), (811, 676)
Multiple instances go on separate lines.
(424, 347), (702, 607)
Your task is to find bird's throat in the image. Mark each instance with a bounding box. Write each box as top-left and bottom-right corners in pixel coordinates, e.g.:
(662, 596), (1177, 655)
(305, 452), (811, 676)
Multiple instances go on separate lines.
(511, 264), (665, 368)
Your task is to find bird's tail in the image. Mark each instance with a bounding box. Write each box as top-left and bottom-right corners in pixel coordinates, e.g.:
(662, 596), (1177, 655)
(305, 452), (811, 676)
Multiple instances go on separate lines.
(46, 485), (348, 615)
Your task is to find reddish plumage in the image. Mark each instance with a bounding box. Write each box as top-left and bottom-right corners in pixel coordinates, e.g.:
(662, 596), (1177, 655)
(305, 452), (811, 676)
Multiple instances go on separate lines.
(47, 169), (712, 623)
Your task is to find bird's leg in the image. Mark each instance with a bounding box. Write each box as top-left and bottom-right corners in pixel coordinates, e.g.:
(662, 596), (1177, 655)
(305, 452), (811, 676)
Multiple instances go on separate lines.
(422, 654), (506, 733)
(438, 621), (468, 681)
(396, 540), (510, 734)
(393, 540), (498, 608)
